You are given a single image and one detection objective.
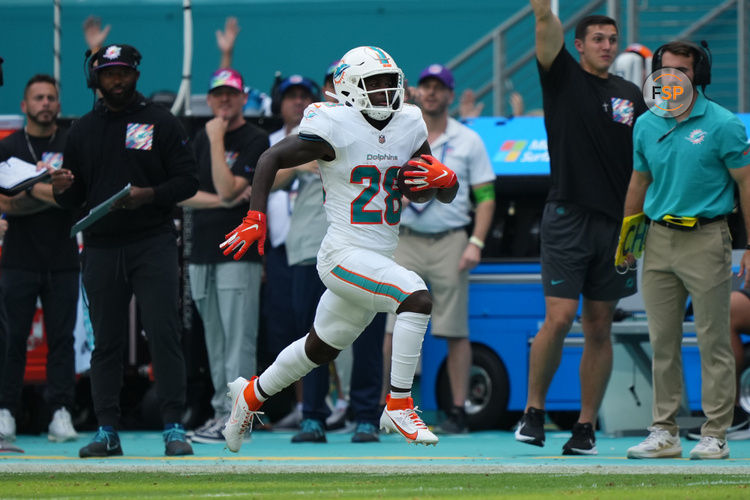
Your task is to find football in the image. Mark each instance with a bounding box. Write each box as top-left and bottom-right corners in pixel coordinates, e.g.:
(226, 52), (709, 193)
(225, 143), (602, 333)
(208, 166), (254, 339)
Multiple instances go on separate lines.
(396, 159), (437, 204)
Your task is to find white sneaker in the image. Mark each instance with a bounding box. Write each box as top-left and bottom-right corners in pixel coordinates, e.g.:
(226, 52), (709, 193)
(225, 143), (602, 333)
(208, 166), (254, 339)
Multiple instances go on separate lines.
(626, 426), (682, 459)
(689, 436), (729, 460)
(274, 404), (303, 429)
(0, 408), (16, 442)
(48, 408), (79, 442)
(379, 395), (438, 446)
(222, 376), (263, 453)
(192, 416), (227, 444)
(326, 399), (349, 430)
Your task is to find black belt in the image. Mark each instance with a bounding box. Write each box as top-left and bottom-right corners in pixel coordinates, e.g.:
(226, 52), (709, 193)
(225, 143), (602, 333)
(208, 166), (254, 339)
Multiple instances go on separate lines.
(652, 215), (726, 231)
(399, 226), (462, 239)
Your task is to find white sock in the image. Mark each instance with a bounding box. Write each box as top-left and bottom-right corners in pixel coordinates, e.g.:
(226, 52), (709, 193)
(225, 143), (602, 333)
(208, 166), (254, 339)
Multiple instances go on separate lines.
(257, 336), (318, 397)
(390, 311), (429, 395)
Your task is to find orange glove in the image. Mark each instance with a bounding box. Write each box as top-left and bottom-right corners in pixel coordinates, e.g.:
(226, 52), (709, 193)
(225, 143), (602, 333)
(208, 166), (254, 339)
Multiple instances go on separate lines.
(220, 210), (267, 260)
(404, 154), (457, 191)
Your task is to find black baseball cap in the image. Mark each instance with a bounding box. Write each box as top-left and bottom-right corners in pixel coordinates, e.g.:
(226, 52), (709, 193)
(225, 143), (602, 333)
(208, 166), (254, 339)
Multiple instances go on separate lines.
(94, 44), (141, 71)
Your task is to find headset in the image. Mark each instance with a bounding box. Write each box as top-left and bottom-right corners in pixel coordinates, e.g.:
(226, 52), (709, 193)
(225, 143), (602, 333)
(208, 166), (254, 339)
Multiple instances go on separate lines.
(269, 72), (284, 115)
(83, 46), (142, 89)
(651, 40), (712, 88)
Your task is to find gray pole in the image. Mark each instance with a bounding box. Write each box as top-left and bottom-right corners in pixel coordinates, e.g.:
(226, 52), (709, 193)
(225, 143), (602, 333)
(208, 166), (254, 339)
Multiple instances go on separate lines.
(54, 0), (61, 88)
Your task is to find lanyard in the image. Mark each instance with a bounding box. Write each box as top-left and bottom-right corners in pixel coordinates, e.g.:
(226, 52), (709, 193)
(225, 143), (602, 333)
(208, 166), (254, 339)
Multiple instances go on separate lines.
(23, 127), (56, 164)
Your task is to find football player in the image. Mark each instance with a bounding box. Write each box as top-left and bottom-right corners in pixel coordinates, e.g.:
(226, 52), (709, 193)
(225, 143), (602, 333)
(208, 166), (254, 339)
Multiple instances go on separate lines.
(219, 46), (458, 451)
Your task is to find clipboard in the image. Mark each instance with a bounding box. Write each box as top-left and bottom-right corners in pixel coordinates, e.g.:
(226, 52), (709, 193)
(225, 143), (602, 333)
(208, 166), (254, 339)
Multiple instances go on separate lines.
(0, 156), (51, 196)
(70, 183), (131, 237)
(614, 212), (648, 268)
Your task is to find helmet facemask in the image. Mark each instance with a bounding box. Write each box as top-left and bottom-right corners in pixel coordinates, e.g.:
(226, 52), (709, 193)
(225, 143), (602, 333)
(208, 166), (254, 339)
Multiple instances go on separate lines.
(333, 46), (405, 121)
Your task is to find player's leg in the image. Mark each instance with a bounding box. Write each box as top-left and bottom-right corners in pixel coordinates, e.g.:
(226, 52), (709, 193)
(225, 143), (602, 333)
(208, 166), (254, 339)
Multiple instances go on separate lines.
(380, 230), (428, 407)
(522, 296), (579, 417)
(321, 248), (437, 444)
(40, 270), (79, 442)
(349, 313), (386, 442)
(566, 210), (637, 455)
(566, 297), (615, 455)
(578, 298), (616, 424)
(224, 288), (374, 451)
(517, 202), (586, 447)
(427, 230), (471, 434)
(292, 264), (330, 442)
(0, 269), (41, 441)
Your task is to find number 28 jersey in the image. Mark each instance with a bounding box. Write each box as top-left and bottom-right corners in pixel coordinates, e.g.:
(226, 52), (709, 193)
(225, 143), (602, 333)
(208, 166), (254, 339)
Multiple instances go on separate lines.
(298, 102), (427, 272)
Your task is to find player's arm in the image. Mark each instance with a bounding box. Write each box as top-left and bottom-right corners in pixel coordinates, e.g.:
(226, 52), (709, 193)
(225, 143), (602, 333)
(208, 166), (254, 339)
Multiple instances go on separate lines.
(249, 135), (332, 213)
(530, 0), (564, 70)
(623, 170), (651, 218)
(0, 191), (47, 215)
(410, 140), (458, 203)
(216, 17), (239, 69)
(205, 118), (251, 201)
(27, 181), (61, 207)
(181, 190), (230, 209)
(271, 161), (318, 191)
(220, 135), (333, 260)
(618, 169), (651, 267)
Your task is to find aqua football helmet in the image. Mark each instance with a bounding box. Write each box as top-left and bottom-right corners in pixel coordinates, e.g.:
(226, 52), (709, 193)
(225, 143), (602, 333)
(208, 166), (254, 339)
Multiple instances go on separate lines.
(332, 46), (404, 121)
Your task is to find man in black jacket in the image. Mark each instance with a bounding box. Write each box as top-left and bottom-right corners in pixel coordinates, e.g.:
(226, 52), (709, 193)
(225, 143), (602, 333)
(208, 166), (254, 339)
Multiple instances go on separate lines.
(0, 75), (79, 444)
(51, 44), (199, 458)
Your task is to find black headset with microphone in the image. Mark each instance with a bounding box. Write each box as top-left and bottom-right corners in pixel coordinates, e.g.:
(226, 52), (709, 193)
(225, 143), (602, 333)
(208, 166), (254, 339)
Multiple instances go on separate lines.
(651, 40), (712, 88)
(83, 46), (142, 89)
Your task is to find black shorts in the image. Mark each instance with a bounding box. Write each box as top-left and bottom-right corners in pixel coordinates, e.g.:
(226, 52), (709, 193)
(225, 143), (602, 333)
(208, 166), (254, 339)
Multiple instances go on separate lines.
(540, 201), (637, 301)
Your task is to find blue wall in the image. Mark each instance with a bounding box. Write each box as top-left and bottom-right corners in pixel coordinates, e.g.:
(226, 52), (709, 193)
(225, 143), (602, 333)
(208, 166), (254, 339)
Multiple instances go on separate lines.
(0, 0), (523, 117)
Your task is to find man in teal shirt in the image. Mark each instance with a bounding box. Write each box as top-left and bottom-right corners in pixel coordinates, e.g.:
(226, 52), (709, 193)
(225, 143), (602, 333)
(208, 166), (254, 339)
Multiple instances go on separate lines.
(623, 41), (750, 460)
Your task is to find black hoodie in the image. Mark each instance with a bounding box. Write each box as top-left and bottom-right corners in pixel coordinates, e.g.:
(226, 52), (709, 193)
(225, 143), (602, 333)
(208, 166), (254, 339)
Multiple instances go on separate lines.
(55, 92), (198, 247)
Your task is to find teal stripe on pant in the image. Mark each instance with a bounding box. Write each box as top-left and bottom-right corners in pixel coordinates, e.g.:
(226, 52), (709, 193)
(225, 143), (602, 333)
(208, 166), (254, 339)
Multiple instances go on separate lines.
(331, 265), (409, 303)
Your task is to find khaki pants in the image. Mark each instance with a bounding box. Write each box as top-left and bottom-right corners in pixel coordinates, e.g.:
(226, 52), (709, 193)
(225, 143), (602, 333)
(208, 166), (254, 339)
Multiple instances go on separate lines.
(642, 220), (735, 438)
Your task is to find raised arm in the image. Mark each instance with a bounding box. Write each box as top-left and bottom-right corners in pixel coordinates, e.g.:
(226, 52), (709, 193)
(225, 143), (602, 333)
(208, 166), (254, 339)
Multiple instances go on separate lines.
(82, 15), (110, 54)
(529, 0), (564, 70)
(216, 17), (240, 69)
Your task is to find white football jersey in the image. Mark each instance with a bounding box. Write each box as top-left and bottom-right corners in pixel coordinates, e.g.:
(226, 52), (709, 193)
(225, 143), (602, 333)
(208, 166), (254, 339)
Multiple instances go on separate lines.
(298, 102), (427, 274)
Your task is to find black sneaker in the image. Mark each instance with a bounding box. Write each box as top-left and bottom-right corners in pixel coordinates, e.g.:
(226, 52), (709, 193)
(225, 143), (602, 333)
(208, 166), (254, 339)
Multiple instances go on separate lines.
(688, 406), (750, 441)
(435, 406), (469, 434)
(163, 423), (194, 456)
(515, 407), (545, 447)
(351, 422), (379, 443)
(562, 422), (598, 455)
(728, 407), (750, 440)
(291, 419), (326, 443)
(79, 426), (123, 458)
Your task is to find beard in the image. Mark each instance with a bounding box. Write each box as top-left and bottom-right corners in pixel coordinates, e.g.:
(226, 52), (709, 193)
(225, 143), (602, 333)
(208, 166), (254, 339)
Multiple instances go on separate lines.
(27, 109), (57, 128)
(100, 81), (137, 109)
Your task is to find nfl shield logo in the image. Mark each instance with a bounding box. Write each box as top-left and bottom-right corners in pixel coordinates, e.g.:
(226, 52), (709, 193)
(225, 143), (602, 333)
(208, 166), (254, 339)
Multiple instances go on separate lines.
(379, 135), (385, 144)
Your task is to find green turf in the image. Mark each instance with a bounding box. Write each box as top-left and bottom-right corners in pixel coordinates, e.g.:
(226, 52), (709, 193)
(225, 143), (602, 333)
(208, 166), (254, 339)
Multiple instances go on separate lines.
(1, 472), (749, 499)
